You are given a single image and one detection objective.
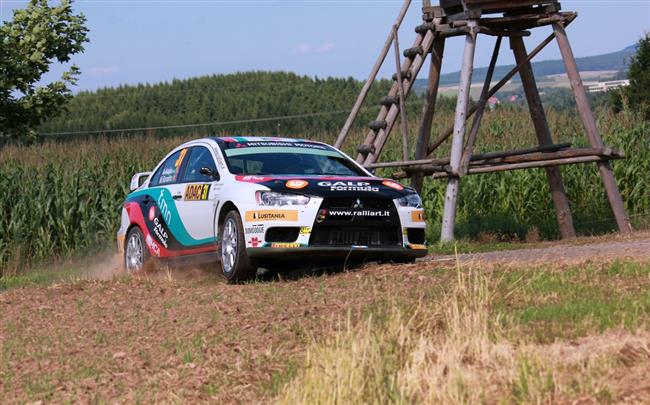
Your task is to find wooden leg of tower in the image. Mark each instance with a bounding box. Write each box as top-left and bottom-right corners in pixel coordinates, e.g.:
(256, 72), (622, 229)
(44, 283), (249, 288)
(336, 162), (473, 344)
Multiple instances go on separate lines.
(441, 24), (477, 243)
(553, 23), (633, 235)
(510, 36), (576, 239)
(412, 35), (445, 193)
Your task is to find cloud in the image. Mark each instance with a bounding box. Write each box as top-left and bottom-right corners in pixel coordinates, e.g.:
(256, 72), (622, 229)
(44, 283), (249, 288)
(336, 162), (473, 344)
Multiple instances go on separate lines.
(295, 43), (313, 54)
(87, 65), (121, 76)
(294, 43), (335, 54)
(316, 43), (335, 54)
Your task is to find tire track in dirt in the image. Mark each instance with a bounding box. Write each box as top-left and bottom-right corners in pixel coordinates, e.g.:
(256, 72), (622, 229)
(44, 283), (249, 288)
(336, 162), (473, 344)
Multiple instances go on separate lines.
(426, 232), (650, 268)
(2, 232), (650, 403)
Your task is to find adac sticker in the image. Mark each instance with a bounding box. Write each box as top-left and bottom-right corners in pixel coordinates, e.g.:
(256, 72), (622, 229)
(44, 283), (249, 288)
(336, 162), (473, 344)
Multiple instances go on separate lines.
(299, 226), (312, 235)
(245, 210), (299, 222)
(184, 184), (211, 201)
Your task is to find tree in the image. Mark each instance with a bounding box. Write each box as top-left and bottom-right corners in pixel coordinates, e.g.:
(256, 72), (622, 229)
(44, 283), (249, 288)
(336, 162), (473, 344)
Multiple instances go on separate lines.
(625, 33), (650, 118)
(0, 0), (88, 140)
(611, 33), (650, 118)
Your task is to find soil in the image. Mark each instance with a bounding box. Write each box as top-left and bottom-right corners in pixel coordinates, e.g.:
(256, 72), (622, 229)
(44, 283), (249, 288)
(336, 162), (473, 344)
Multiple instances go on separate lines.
(432, 231), (650, 267)
(1, 232), (650, 403)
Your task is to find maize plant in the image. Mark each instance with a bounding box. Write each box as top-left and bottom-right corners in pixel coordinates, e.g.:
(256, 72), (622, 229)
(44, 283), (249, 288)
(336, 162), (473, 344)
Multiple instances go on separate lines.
(0, 108), (648, 275)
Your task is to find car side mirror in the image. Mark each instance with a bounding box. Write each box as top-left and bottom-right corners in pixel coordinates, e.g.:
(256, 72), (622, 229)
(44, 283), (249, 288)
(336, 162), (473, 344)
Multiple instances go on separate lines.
(200, 167), (220, 181)
(130, 172), (152, 191)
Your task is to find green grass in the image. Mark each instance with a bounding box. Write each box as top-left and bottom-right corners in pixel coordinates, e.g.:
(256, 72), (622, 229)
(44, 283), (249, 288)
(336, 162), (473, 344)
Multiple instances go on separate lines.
(0, 266), (81, 290)
(496, 261), (650, 342)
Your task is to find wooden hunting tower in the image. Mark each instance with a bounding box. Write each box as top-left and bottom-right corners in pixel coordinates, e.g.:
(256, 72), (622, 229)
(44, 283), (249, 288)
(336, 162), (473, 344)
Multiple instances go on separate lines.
(335, 0), (632, 242)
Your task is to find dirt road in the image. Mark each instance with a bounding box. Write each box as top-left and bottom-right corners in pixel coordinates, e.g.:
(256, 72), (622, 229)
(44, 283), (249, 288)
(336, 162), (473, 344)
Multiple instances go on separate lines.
(1, 232), (649, 403)
(434, 231), (650, 267)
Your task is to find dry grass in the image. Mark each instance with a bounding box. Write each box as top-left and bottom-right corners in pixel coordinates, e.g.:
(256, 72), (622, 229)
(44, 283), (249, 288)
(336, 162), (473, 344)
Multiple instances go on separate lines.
(278, 262), (650, 404)
(2, 237), (650, 403)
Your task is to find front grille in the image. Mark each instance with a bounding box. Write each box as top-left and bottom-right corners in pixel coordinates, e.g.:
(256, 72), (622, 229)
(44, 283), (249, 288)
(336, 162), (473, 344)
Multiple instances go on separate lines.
(310, 228), (400, 247)
(310, 197), (401, 247)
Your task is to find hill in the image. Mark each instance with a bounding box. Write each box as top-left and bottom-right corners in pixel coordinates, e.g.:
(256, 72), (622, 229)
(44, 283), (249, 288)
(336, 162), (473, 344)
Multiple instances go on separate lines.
(39, 71), (394, 139)
(415, 44), (636, 90)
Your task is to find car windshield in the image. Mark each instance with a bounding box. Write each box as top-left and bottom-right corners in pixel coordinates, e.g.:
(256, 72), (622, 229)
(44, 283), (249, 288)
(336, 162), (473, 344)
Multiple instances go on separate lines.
(221, 143), (366, 176)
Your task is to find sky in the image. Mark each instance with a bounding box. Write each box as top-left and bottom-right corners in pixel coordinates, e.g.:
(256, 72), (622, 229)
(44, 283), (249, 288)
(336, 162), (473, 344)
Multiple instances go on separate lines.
(1, 0), (649, 92)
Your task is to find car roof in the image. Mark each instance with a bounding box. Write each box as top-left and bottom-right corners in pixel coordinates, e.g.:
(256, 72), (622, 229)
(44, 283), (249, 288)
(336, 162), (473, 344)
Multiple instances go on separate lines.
(209, 136), (328, 147)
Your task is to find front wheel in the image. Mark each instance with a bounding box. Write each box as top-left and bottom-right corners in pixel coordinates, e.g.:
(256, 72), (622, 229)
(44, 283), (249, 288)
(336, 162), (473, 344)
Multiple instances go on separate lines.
(219, 211), (257, 282)
(124, 226), (150, 272)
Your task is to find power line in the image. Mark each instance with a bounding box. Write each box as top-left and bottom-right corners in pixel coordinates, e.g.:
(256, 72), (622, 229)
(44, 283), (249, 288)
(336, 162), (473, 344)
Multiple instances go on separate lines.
(38, 98), (429, 137)
(39, 110), (351, 136)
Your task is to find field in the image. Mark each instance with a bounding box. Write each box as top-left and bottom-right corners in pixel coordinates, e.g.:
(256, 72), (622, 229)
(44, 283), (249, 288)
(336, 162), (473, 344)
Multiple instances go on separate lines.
(1, 105), (649, 275)
(1, 233), (650, 403)
(2, 81), (650, 403)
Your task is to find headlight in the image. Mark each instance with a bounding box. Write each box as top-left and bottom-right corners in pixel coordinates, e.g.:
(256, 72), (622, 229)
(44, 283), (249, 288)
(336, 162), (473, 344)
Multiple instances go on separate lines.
(397, 194), (422, 208)
(256, 191), (311, 206)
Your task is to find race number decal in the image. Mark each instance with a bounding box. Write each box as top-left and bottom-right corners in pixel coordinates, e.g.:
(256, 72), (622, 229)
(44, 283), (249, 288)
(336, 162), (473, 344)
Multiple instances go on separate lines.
(184, 184), (211, 201)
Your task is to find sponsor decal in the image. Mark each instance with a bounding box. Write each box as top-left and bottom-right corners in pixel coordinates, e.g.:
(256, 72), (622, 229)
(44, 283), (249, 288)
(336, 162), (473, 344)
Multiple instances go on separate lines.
(153, 217), (169, 248)
(248, 237), (262, 248)
(411, 210), (425, 222)
(175, 148), (188, 169)
(216, 154), (227, 170)
(245, 210), (298, 222)
(156, 193), (172, 224)
(317, 181), (379, 192)
(160, 148), (189, 184)
(286, 179), (308, 190)
(382, 180), (404, 191)
(299, 226), (312, 235)
(316, 209), (327, 224)
(271, 243), (302, 248)
(327, 209), (391, 218)
(408, 243), (427, 250)
(230, 141), (328, 150)
(235, 175), (273, 183)
(148, 206), (156, 222)
(244, 225), (265, 234)
(117, 234), (126, 253)
(145, 234), (161, 257)
(184, 184), (211, 201)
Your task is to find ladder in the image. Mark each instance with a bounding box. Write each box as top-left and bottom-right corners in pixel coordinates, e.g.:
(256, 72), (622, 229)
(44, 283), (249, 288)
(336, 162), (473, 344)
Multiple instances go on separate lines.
(356, 28), (437, 165)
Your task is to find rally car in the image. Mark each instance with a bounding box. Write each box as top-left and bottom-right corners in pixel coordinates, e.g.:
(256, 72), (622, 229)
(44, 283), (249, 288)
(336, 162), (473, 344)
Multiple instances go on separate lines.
(117, 137), (428, 281)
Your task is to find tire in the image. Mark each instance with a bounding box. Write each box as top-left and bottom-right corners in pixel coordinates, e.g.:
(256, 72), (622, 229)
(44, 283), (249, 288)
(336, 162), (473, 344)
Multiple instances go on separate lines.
(219, 210), (257, 282)
(124, 226), (150, 272)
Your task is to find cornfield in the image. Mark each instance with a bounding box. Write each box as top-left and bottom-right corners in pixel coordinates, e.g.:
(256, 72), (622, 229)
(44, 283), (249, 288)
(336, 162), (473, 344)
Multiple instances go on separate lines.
(0, 106), (648, 275)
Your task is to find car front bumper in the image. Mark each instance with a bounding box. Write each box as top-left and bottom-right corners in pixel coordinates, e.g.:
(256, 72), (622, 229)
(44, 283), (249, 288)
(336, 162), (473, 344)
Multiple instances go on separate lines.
(246, 246), (427, 262)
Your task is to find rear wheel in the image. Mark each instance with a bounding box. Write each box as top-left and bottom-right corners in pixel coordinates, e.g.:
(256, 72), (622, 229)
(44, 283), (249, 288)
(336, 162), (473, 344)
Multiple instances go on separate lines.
(124, 227), (150, 272)
(219, 211), (257, 282)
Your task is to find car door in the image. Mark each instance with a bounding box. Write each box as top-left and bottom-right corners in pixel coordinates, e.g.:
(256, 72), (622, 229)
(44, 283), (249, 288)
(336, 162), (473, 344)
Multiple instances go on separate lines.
(175, 145), (221, 242)
(146, 147), (190, 251)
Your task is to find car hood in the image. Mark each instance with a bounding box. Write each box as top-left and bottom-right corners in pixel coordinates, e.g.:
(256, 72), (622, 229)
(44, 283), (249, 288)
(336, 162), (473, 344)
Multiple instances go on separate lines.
(234, 175), (416, 199)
